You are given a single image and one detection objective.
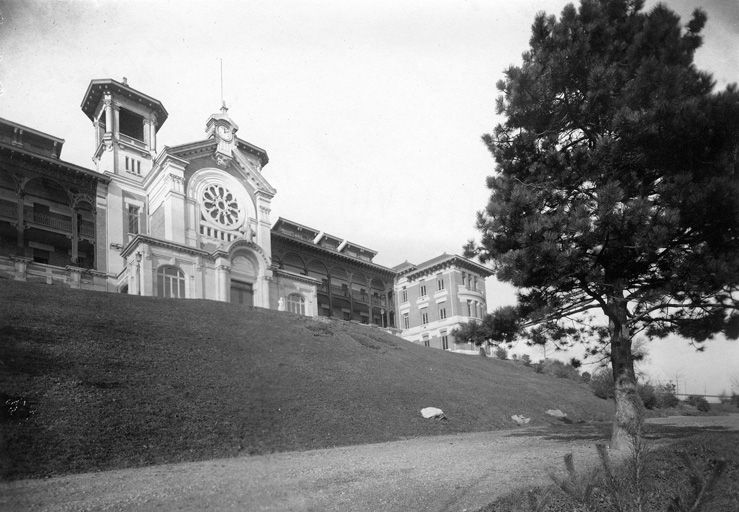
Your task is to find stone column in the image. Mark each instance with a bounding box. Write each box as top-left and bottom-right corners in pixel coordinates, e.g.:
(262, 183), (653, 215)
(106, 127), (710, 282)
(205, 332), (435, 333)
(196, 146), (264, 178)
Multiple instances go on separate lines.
(216, 263), (231, 302)
(150, 114), (157, 154)
(93, 120), (100, 146)
(143, 118), (150, 147)
(104, 94), (113, 134)
(112, 103), (120, 139)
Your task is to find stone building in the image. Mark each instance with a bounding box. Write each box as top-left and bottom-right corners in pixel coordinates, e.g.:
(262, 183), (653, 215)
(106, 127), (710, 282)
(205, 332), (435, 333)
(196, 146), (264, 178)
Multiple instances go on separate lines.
(393, 254), (492, 350)
(0, 77), (496, 343)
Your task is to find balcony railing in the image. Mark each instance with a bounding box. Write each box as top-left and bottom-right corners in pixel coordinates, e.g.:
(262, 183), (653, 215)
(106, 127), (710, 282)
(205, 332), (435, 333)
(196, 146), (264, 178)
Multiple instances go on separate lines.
(30, 211), (72, 232)
(119, 133), (147, 149)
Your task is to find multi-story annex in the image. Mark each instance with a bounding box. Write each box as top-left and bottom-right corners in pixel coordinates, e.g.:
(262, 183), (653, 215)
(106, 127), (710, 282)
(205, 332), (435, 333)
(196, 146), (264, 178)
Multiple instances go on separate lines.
(0, 78), (491, 351)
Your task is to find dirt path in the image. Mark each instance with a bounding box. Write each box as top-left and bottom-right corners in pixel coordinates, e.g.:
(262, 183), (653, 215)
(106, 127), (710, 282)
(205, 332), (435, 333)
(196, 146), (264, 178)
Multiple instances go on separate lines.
(3, 415), (737, 512)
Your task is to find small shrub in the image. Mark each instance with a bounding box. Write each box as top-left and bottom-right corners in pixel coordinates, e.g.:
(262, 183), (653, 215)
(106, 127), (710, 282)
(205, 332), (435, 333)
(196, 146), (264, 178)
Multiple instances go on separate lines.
(590, 369), (614, 400)
(581, 371), (591, 383)
(732, 393), (739, 408)
(655, 383), (679, 408)
(533, 361), (544, 373)
(520, 354), (531, 367)
(494, 346), (508, 360)
(686, 395), (711, 412)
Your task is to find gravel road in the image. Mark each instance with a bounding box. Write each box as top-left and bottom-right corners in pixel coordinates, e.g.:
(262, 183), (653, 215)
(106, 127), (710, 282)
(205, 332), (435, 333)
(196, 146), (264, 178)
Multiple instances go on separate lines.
(3, 414), (738, 512)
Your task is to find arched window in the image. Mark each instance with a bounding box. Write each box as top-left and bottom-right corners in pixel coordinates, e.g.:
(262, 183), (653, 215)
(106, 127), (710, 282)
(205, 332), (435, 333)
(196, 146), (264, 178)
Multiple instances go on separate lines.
(157, 266), (185, 298)
(287, 293), (305, 315)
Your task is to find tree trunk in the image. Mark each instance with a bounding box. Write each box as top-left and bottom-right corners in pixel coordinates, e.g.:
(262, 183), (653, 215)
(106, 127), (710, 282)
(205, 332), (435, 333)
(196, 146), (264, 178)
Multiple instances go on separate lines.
(606, 292), (644, 451)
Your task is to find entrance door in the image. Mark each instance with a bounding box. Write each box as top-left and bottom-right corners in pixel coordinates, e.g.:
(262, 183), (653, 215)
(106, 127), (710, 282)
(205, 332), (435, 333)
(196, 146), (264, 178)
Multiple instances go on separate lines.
(230, 280), (254, 306)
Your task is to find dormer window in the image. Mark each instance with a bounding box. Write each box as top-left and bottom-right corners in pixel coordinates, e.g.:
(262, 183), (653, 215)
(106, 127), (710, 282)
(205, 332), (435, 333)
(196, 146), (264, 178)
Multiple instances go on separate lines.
(119, 108), (144, 141)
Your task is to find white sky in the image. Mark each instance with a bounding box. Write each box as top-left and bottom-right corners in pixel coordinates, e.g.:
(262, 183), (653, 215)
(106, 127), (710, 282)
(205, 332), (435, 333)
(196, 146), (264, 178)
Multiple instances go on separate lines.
(0, 0), (737, 395)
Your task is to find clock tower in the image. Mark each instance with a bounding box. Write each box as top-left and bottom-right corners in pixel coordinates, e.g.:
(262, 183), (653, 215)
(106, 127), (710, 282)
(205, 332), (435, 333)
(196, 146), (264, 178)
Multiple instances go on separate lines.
(205, 102), (238, 166)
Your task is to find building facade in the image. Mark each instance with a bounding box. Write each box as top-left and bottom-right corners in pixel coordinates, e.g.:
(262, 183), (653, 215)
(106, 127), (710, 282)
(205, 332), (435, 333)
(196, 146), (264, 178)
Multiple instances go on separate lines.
(0, 117), (109, 289)
(271, 218), (396, 326)
(393, 254), (492, 351)
(0, 77), (494, 346)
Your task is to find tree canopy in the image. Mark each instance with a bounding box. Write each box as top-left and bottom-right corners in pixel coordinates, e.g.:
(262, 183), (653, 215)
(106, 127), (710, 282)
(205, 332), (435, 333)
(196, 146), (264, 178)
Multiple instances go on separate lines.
(471, 0), (739, 447)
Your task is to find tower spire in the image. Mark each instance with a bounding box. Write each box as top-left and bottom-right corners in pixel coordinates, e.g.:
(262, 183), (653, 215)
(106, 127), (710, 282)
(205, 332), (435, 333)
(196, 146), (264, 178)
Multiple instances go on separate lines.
(219, 58), (227, 112)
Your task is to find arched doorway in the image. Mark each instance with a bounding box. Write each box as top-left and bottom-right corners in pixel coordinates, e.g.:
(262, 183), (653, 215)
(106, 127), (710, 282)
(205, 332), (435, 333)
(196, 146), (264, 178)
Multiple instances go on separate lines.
(230, 253), (257, 306)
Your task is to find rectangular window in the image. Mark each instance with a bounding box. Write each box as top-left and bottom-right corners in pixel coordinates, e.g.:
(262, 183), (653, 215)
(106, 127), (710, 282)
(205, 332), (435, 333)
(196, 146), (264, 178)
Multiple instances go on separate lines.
(420, 282), (427, 297)
(402, 313), (410, 329)
(439, 307), (447, 320)
(421, 309), (429, 325)
(422, 334), (430, 347)
(441, 330), (449, 350)
(461, 273), (466, 286)
(119, 108), (145, 141)
(467, 300), (472, 317)
(401, 286), (407, 303)
(137, 160), (141, 175)
(125, 156), (129, 170)
(127, 204), (140, 234)
(437, 278), (444, 291)
(473, 275), (478, 290)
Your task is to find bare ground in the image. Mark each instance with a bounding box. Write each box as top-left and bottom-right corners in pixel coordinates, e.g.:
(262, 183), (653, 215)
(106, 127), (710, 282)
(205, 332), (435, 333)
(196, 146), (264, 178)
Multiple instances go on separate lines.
(2, 414), (738, 512)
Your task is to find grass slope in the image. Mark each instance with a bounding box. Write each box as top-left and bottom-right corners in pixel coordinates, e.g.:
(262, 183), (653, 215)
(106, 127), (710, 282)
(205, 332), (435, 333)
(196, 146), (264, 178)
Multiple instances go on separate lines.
(0, 279), (613, 479)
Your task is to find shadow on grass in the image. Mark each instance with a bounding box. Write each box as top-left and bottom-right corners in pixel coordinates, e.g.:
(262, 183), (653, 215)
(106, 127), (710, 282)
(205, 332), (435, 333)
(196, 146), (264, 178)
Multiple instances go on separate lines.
(504, 421), (730, 443)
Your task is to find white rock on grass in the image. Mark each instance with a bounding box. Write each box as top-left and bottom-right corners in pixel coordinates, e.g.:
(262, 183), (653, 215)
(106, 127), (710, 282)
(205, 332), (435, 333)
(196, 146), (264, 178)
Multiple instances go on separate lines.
(511, 414), (531, 425)
(420, 407), (446, 420)
(545, 409), (567, 418)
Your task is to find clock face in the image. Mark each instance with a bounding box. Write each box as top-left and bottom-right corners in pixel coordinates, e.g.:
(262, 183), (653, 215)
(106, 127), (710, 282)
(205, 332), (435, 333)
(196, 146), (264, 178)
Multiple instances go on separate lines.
(217, 125), (233, 141)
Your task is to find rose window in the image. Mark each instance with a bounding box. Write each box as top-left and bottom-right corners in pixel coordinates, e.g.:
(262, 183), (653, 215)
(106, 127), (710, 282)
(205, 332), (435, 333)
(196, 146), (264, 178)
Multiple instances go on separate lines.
(201, 184), (242, 227)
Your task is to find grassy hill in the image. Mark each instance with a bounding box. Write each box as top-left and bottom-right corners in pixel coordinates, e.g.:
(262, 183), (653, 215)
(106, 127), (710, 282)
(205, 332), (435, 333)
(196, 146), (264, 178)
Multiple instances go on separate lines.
(0, 279), (613, 479)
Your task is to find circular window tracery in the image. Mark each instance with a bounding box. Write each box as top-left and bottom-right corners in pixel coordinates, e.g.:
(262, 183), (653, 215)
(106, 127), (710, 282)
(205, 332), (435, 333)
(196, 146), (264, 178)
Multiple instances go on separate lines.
(201, 184), (243, 228)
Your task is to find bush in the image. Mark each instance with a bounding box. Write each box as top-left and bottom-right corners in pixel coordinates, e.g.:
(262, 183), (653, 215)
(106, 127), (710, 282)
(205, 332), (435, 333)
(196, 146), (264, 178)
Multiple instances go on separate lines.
(637, 382), (657, 410)
(520, 354), (531, 367)
(581, 371), (591, 383)
(589, 369), (614, 400)
(494, 346), (508, 360)
(685, 395), (711, 412)
(654, 383), (679, 408)
(531, 359), (583, 382)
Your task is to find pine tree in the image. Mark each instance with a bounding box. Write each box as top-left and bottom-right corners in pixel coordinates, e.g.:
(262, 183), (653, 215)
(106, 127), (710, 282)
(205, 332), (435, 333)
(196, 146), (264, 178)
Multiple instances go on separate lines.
(474, 0), (739, 448)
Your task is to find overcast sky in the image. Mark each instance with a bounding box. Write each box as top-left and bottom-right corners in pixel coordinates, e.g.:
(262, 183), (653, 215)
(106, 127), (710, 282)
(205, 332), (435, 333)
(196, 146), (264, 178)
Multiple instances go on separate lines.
(1, 0), (737, 395)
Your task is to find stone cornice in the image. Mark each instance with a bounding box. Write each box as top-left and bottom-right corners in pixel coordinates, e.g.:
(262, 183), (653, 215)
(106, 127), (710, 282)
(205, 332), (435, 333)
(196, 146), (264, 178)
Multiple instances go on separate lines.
(121, 235), (210, 259)
(403, 255), (493, 281)
(272, 266), (321, 286)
